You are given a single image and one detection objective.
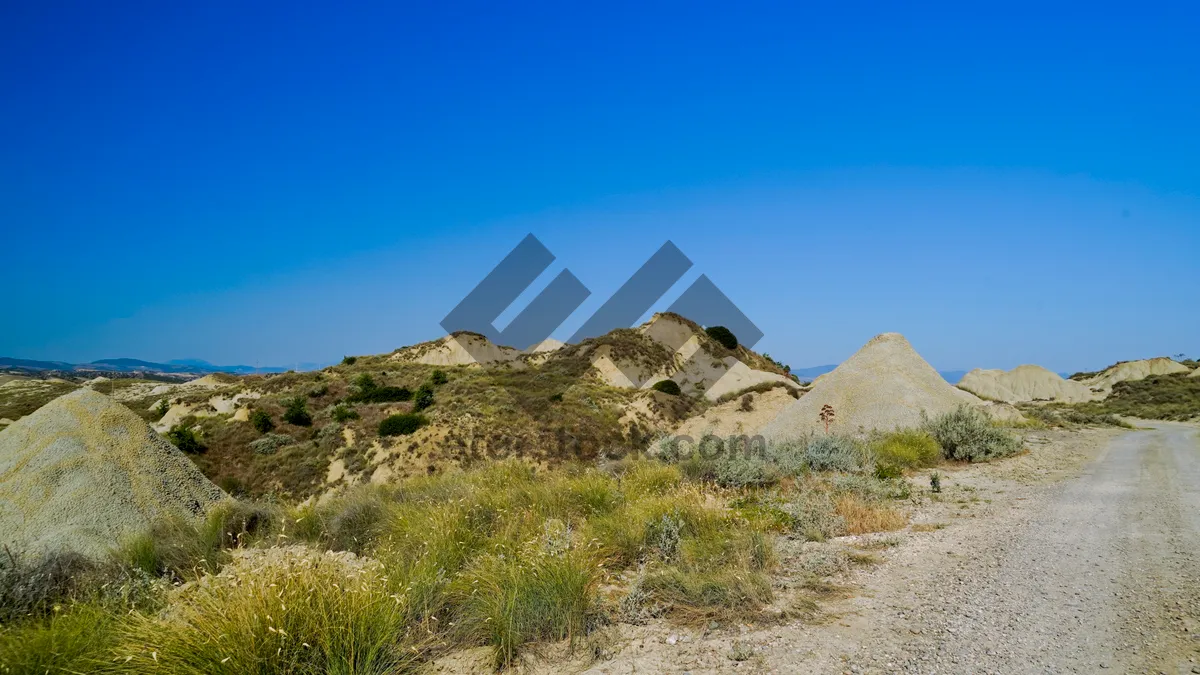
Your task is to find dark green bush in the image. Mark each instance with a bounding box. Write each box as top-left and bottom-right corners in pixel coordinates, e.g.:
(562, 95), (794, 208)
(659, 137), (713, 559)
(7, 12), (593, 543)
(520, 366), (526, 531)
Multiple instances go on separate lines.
(379, 413), (427, 437)
(347, 373), (412, 403)
(341, 355), (358, 366)
(249, 409), (274, 434)
(413, 384), (435, 411)
(650, 379), (682, 396)
(430, 369), (449, 385)
(704, 326), (738, 350)
(165, 425), (204, 453)
(282, 397), (312, 426)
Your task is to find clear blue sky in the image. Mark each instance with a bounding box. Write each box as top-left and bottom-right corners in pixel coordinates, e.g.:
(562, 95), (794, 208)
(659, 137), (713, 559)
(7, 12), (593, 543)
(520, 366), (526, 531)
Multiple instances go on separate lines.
(2, 2), (1198, 373)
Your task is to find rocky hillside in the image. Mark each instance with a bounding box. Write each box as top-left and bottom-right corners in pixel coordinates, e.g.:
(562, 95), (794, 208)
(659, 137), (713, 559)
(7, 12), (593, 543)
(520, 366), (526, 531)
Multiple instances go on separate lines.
(0, 315), (795, 500)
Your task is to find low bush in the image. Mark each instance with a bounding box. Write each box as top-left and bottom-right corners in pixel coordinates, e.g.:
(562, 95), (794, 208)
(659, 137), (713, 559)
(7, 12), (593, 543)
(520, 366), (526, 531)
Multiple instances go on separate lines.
(282, 397), (312, 426)
(379, 413), (427, 436)
(346, 373), (412, 403)
(330, 403), (360, 422)
(650, 379), (682, 396)
(923, 405), (1021, 462)
(248, 432), (292, 455)
(341, 355), (358, 365)
(704, 325), (738, 350)
(430, 369), (449, 385)
(249, 409), (274, 433)
(165, 425), (204, 453)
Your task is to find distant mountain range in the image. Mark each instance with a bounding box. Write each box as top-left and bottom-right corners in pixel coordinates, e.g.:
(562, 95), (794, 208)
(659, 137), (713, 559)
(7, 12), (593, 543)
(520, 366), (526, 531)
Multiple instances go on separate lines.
(0, 356), (328, 376)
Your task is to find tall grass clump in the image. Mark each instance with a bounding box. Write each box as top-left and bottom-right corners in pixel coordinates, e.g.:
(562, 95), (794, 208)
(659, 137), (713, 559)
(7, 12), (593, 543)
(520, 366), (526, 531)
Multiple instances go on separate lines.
(0, 603), (120, 674)
(115, 548), (421, 675)
(923, 405), (1021, 462)
(870, 429), (942, 471)
(119, 501), (282, 580)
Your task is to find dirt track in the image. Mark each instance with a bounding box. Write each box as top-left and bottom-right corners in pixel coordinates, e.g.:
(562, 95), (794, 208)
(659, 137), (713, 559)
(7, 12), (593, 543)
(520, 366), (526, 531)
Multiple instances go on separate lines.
(562, 423), (1200, 674)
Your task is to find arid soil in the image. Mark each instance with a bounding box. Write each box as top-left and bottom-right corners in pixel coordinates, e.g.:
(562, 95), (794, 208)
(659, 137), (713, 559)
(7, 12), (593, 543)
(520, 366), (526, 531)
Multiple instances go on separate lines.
(489, 423), (1200, 674)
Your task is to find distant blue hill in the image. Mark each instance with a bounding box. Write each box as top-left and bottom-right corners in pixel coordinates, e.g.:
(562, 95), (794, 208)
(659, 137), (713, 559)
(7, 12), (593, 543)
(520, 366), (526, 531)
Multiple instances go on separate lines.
(1, 356), (324, 376)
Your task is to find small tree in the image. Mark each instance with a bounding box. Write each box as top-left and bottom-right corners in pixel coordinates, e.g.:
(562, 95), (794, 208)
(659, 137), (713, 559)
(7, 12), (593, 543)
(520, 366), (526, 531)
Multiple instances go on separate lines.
(166, 425), (204, 453)
(282, 397), (312, 427)
(430, 369), (449, 385)
(413, 384), (435, 411)
(341, 356), (358, 365)
(818, 404), (836, 433)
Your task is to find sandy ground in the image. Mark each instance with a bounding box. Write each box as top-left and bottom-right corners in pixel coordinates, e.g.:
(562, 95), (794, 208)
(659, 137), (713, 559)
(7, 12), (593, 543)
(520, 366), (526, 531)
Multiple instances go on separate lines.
(465, 423), (1200, 674)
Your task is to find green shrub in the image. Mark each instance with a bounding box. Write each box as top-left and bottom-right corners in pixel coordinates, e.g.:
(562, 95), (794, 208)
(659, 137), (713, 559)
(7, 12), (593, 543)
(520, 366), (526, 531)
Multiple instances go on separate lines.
(923, 405), (1021, 462)
(803, 435), (869, 472)
(341, 355), (358, 365)
(165, 425), (204, 453)
(413, 384), (435, 411)
(282, 397), (312, 426)
(870, 429), (941, 469)
(249, 409), (274, 433)
(704, 326), (738, 350)
(379, 413), (427, 436)
(330, 404), (360, 422)
(430, 369), (449, 385)
(308, 384), (329, 398)
(650, 379), (682, 396)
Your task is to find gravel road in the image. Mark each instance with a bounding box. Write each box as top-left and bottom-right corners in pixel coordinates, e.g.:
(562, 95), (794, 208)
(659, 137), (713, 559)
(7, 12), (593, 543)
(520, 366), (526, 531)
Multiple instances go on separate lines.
(549, 424), (1200, 674)
(842, 422), (1200, 674)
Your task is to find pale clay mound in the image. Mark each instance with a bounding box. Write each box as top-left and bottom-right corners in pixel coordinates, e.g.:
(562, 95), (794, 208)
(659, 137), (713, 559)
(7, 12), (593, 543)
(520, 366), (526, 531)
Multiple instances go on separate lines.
(759, 333), (993, 441)
(675, 386), (798, 439)
(958, 364), (1097, 404)
(390, 333), (524, 368)
(0, 388), (227, 558)
(1082, 357), (1192, 394)
(1190, 367), (1200, 378)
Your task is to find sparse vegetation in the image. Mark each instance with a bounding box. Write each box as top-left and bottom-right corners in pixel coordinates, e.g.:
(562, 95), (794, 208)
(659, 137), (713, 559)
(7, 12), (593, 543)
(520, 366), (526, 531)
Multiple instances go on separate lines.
(923, 405), (1021, 462)
(1060, 373), (1200, 421)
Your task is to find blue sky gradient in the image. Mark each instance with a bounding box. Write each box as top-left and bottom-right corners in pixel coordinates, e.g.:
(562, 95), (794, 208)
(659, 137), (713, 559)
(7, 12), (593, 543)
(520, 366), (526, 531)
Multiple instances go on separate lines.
(2, 3), (1197, 373)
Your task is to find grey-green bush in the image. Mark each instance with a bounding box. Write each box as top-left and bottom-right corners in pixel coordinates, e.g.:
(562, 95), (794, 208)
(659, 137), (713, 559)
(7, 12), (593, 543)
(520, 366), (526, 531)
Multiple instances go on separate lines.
(923, 405), (1021, 462)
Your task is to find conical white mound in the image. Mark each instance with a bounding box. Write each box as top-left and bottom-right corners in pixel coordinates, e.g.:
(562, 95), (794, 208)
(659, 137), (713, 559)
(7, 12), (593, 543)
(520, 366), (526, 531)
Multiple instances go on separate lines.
(958, 364), (1096, 403)
(758, 333), (984, 440)
(0, 389), (227, 558)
